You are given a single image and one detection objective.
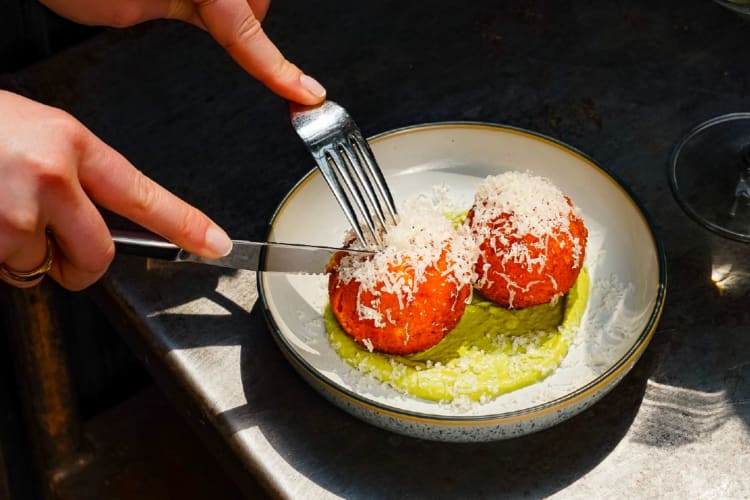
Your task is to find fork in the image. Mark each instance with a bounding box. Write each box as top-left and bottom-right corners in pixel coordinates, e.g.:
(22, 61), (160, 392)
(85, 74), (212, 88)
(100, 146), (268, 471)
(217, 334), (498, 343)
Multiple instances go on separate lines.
(290, 100), (398, 250)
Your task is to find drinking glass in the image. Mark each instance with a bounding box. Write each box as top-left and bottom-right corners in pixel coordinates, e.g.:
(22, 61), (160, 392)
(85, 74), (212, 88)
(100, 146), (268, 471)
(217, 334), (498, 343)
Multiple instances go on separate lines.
(668, 2), (750, 242)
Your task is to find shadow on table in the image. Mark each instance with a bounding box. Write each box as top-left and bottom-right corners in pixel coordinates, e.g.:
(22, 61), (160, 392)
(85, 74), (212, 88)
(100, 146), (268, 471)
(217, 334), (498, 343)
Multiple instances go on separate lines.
(100, 256), (258, 349)
(625, 221), (750, 448)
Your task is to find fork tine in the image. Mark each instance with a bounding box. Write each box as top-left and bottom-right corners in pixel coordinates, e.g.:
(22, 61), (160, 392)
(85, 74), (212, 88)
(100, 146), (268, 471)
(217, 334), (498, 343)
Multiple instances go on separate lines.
(326, 146), (385, 248)
(348, 130), (399, 227)
(338, 140), (390, 235)
(312, 151), (370, 247)
(290, 100), (398, 250)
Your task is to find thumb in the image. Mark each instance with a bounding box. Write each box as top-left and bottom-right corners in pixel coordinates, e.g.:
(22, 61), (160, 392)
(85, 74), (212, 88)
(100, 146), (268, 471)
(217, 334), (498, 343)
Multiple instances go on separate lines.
(193, 0), (326, 105)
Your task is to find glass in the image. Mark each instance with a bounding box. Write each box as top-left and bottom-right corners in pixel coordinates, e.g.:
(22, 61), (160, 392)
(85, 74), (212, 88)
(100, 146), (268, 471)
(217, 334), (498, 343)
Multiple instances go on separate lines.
(669, 114), (750, 242)
(669, 2), (750, 242)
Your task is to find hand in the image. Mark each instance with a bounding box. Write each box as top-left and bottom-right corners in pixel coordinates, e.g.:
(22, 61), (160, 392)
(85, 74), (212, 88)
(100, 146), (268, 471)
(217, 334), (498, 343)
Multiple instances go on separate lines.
(0, 90), (232, 290)
(39, 0), (327, 105)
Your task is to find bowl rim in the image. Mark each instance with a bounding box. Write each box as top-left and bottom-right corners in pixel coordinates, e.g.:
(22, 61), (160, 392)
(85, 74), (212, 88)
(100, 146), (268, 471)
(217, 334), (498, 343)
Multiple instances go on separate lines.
(259, 121), (668, 426)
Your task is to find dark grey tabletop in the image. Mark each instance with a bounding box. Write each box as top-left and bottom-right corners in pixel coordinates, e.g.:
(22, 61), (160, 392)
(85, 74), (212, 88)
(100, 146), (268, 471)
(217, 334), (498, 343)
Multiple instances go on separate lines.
(11, 1), (750, 498)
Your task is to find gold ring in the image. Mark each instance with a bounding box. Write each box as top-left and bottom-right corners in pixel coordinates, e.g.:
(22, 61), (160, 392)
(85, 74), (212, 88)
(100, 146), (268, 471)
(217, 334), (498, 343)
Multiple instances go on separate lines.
(0, 232), (55, 284)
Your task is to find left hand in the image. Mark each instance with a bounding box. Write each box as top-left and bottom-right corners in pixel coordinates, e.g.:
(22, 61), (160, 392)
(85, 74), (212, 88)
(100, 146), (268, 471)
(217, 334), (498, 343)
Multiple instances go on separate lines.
(39, 0), (326, 105)
(0, 90), (234, 290)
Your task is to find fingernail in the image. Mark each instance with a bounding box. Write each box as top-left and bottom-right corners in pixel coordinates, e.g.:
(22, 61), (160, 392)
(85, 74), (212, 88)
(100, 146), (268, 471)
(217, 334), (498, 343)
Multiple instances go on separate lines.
(300, 74), (327, 99)
(205, 226), (233, 257)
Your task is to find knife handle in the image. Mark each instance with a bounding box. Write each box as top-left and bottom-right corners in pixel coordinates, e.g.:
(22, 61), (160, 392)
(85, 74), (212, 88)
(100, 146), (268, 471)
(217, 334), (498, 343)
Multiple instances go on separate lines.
(111, 229), (181, 261)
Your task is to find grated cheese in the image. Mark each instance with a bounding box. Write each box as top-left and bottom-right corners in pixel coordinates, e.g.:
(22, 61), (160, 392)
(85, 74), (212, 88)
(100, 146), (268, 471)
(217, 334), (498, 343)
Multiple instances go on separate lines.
(469, 171), (585, 307)
(333, 192), (478, 326)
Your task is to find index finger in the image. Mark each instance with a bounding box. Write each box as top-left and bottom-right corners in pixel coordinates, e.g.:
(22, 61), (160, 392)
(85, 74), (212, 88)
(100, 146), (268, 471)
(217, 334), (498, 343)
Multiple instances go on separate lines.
(192, 0), (326, 105)
(77, 130), (232, 259)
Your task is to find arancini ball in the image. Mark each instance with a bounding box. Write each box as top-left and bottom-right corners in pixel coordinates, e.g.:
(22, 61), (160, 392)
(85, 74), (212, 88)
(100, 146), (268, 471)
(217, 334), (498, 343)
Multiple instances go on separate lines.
(327, 197), (477, 355)
(467, 171), (587, 309)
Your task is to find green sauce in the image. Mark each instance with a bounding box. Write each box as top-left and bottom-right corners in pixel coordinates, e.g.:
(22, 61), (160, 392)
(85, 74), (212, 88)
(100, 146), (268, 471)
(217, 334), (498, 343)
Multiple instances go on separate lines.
(325, 268), (589, 403)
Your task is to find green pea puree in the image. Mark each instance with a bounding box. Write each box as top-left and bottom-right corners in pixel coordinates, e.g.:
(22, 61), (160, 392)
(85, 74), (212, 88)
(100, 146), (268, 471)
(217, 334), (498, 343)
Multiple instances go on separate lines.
(324, 268), (589, 403)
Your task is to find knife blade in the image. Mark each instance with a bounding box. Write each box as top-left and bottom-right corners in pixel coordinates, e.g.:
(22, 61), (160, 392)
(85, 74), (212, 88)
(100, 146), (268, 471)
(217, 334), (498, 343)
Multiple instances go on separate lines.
(111, 230), (373, 274)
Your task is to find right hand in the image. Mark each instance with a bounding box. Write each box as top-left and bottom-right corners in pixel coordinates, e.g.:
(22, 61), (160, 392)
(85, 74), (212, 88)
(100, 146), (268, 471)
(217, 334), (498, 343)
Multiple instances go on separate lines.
(39, 0), (327, 105)
(0, 90), (233, 290)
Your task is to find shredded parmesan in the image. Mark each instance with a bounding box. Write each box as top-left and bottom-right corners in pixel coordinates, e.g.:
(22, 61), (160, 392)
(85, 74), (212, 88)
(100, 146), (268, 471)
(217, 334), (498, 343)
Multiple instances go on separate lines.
(472, 171), (579, 238)
(470, 171), (585, 307)
(333, 191), (478, 326)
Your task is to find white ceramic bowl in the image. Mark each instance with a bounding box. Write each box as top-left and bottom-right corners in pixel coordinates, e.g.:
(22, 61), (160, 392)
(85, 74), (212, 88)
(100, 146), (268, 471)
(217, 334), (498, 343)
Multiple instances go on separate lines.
(259, 123), (666, 442)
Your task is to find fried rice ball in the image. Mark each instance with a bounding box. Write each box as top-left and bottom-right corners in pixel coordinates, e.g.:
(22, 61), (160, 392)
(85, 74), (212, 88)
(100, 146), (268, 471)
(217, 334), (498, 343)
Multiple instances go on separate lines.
(327, 200), (476, 355)
(328, 251), (472, 354)
(467, 171), (588, 309)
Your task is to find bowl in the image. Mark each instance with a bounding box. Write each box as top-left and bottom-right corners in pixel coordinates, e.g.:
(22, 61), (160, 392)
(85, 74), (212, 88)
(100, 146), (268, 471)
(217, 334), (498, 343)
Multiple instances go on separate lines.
(259, 122), (666, 442)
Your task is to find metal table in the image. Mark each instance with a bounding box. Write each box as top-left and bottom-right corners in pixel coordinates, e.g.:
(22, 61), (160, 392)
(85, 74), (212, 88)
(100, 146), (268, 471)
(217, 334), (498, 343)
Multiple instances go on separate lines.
(11, 1), (750, 497)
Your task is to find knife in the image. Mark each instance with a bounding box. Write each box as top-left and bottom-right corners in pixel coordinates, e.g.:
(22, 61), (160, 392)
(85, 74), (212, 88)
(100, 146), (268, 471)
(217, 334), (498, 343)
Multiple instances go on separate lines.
(111, 229), (373, 274)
